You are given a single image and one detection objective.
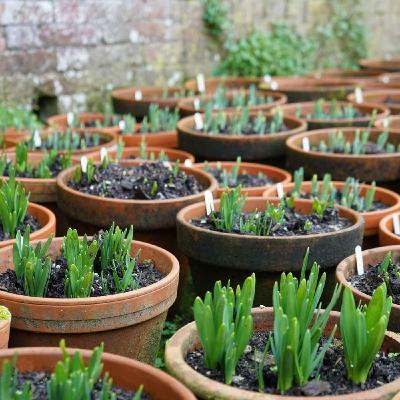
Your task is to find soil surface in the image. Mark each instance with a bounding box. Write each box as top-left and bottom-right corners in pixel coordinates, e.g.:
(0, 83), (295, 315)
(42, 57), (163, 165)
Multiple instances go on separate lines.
(0, 215), (41, 242)
(201, 120), (290, 136)
(68, 162), (204, 200)
(206, 167), (274, 188)
(186, 332), (400, 396)
(191, 206), (352, 236)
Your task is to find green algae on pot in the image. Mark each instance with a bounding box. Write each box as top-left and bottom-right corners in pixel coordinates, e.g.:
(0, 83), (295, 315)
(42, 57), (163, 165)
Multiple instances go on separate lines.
(184, 76), (261, 94)
(177, 110), (306, 161)
(286, 128), (400, 182)
(0, 305), (11, 349)
(348, 89), (400, 115)
(0, 236), (179, 363)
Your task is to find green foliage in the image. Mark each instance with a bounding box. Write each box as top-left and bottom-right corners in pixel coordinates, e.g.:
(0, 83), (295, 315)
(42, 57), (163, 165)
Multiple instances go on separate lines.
(340, 284), (391, 383)
(0, 355), (31, 400)
(139, 105), (179, 133)
(202, 0), (229, 39)
(0, 104), (42, 133)
(307, 99), (361, 120)
(193, 274), (255, 384)
(0, 305), (11, 320)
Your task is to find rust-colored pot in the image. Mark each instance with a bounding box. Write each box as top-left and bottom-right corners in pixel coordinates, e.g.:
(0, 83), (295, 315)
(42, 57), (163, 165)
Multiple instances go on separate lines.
(378, 72), (400, 89)
(177, 112), (307, 161)
(348, 89), (400, 115)
(279, 101), (389, 129)
(0, 202), (55, 249)
(47, 113), (120, 135)
(2, 128), (33, 142)
(263, 181), (400, 237)
(176, 197), (363, 305)
(0, 237), (179, 363)
(177, 89), (287, 117)
(379, 212), (400, 246)
(111, 86), (184, 117)
(0, 346), (195, 400)
(0, 318), (10, 349)
(166, 307), (400, 399)
(286, 128), (400, 182)
(184, 76), (261, 94)
(259, 77), (360, 102)
(336, 245), (400, 332)
(120, 130), (177, 149)
(193, 161), (291, 197)
(359, 58), (400, 72)
(375, 115), (400, 133)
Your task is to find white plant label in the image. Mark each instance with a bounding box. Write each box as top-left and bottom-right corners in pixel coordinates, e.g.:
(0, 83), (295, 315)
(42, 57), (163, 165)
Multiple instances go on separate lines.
(302, 137), (310, 151)
(393, 214), (400, 235)
(194, 113), (204, 130)
(196, 73), (206, 93)
(80, 156), (88, 173)
(382, 118), (389, 129)
(276, 183), (284, 199)
(263, 74), (272, 83)
(193, 98), (200, 110)
(118, 119), (126, 131)
(355, 245), (364, 275)
(270, 80), (279, 90)
(204, 190), (214, 215)
(354, 87), (363, 103)
(184, 159), (193, 167)
(100, 147), (108, 162)
(33, 130), (41, 147)
(66, 112), (74, 127)
(163, 161), (172, 170)
(134, 90), (143, 100)
(382, 75), (390, 84)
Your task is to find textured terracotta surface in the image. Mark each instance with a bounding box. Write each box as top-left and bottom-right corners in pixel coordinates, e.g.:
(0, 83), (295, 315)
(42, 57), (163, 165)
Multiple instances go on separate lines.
(379, 212), (400, 246)
(359, 58), (400, 72)
(177, 112), (307, 161)
(279, 101), (389, 129)
(348, 89), (400, 115)
(0, 237), (179, 363)
(336, 245), (400, 332)
(263, 181), (400, 237)
(378, 72), (400, 89)
(376, 115), (400, 133)
(286, 128), (400, 182)
(0, 346), (196, 400)
(194, 161), (291, 197)
(121, 130), (178, 148)
(166, 307), (400, 399)
(184, 76), (261, 94)
(0, 319), (10, 349)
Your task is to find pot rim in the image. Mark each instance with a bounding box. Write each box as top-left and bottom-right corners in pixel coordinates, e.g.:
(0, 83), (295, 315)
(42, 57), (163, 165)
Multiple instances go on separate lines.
(379, 212), (400, 243)
(111, 85), (184, 102)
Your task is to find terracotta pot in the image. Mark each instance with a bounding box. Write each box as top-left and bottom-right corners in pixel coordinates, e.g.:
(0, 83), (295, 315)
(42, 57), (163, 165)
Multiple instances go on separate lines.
(193, 161), (291, 197)
(336, 245), (400, 332)
(0, 317), (10, 349)
(166, 307), (400, 399)
(286, 128), (400, 182)
(263, 181), (400, 237)
(259, 77), (360, 102)
(0, 346), (195, 400)
(111, 86), (184, 117)
(0, 237), (179, 363)
(177, 112), (307, 161)
(375, 115), (400, 133)
(0, 202), (55, 249)
(177, 89), (287, 117)
(348, 89), (400, 115)
(379, 212), (400, 246)
(120, 129), (177, 148)
(2, 128), (33, 142)
(47, 113), (120, 135)
(176, 197), (363, 306)
(184, 76), (262, 94)
(359, 58), (400, 72)
(378, 72), (400, 89)
(279, 101), (389, 129)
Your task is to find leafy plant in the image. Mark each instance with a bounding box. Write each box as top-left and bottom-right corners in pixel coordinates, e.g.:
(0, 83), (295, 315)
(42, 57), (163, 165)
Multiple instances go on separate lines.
(340, 284), (392, 383)
(202, 0), (229, 39)
(0, 305), (10, 320)
(0, 355), (31, 399)
(0, 104), (42, 133)
(139, 105), (179, 133)
(193, 274), (255, 384)
(307, 99), (363, 120)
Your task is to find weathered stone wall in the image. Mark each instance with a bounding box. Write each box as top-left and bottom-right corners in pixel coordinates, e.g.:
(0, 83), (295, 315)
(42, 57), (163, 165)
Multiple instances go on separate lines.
(0, 0), (399, 112)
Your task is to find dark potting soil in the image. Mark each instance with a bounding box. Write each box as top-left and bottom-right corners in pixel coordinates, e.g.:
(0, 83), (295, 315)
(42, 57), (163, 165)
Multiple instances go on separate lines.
(0, 215), (41, 242)
(312, 142), (388, 154)
(206, 167), (274, 188)
(186, 332), (400, 396)
(349, 259), (400, 304)
(68, 162), (204, 200)
(191, 207), (351, 236)
(200, 120), (290, 136)
(12, 371), (150, 400)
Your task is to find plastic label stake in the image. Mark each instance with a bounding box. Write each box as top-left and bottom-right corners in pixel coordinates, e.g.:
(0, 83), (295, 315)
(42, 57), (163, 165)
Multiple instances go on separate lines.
(302, 137), (310, 151)
(66, 112), (74, 127)
(355, 245), (364, 275)
(33, 130), (42, 147)
(354, 87), (363, 103)
(263, 74), (272, 83)
(194, 113), (204, 130)
(196, 73), (206, 93)
(184, 159), (193, 167)
(276, 183), (284, 199)
(118, 120), (126, 131)
(193, 98), (200, 110)
(81, 156), (88, 173)
(100, 147), (108, 162)
(204, 190), (214, 215)
(270, 81), (279, 90)
(134, 90), (143, 100)
(393, 214), (400, 235)
(163, 161), (172, 170)
(382, 118), (389, 129)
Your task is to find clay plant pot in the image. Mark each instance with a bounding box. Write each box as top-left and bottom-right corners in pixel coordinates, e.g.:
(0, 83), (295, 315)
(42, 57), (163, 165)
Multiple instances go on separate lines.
(336, 245), (400, 332)
(120, 129), (178, 149)
(375, 115), (400, 133)
(279, 101), (389, 129)
(0, 317), (10, 349)
(348, 89), (400, 115)
(0, 202), (55, 249)
(0, 346), (196, 400)
(166, 307), (400, 399)
(47, 113), (120, 135)
(184, 76), (261, 94)
(259, 77), (360, 102)
(0, 237), (179, 363)
(177, 89), (287, 117)
(176, 197), (363, 306)
(378, 72), (400, 89)
(177, 112), (307, 162)
(379, 212), (400, 246)
(193, 161), (291, 197)
(359, 58), (400, 72)
(286, 128), (400, 182)
(263, 181), (400, 237)
(111, 86), (184, 118)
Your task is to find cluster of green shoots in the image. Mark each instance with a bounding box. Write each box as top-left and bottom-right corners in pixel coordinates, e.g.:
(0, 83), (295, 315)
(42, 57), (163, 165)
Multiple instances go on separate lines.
(290, 167), (377, 212)
(73, 157), (97, 184)
(0, 104), (42, 133)
(376, 251), (399, 297)
(314, 130), (400, 154)
(0, 340), (143, 399)
(203, 107), (285, 135)
(0, 142), (72, 179)
(139, 104), (179, 134)
(138, 137), (169, 161)
(64, 110), (134, 131)
(161, 88), (193, 98)
(12, 223), (139, 298)
(194, 251), (392, 392)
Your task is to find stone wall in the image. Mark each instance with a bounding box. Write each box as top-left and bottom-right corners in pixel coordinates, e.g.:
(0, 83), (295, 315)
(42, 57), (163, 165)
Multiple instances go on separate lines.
(0, 0), (399, 112)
